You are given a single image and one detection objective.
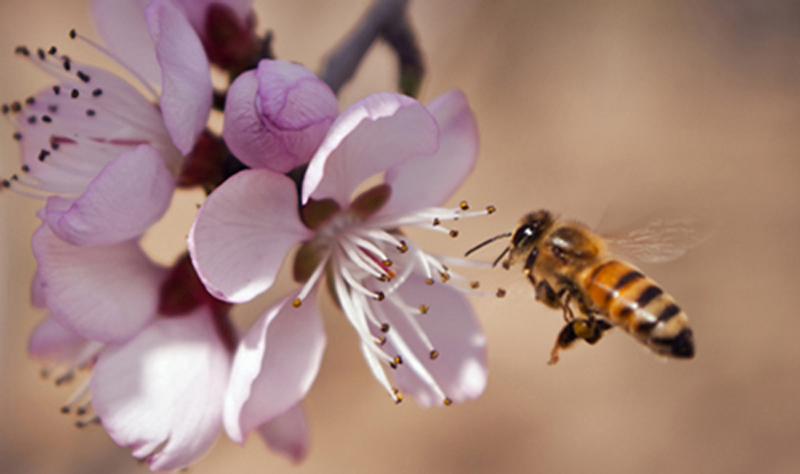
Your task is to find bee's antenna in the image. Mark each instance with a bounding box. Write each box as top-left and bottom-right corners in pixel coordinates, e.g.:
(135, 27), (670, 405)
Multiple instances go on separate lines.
(464, 232), (512, 257)
(492, 246), (511, 268)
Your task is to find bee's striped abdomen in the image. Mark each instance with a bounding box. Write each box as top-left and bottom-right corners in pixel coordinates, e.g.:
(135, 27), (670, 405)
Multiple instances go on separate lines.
(581, 260), (694, 358)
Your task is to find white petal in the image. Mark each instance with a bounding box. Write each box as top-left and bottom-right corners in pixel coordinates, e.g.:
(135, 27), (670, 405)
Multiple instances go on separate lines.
(256, 403), (310, 463)
(91, 308), (230, 471)
(224, 289), (325, 444)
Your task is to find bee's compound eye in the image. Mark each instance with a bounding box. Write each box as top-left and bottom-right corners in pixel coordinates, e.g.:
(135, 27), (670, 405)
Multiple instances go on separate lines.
(512, 224), (535, 247)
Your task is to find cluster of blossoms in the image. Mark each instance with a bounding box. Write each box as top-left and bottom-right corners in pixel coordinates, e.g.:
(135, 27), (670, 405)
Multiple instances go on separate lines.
(4, 0), (493, 470)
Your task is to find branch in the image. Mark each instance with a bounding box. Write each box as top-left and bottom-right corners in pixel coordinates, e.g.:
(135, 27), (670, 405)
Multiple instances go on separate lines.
(319, 0), (423, 96)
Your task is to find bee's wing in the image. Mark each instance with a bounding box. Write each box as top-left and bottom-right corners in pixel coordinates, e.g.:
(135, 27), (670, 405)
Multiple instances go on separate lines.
(603, 216), (715, 264)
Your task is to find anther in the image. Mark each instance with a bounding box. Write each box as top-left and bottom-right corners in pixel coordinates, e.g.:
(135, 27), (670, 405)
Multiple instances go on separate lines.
(38, 149), (50, 162)
(377, 336), (386, 346)
(393, 388), (403, 404)
(15, 46), (30, 56)
(430, 350), (439, 360)
(1, 104), (8, 114)
(378, 274), (388, 282)
(375, 291), (385, 301)
(10, 102), (21, 112)
(76, 417), (100, 429)
(63, 58), (71, 71)
(48, 105), (58, 113)
(69, 29), (77, 39)
(470, 281), (480, 289)
(393, 355), (403, 365)
(70, 89), (79, 99)
(60, 406), (71, 414)
(380, 323), (390, 333)
(51, 141), (60, 150)
(48, 46), (57, 55)
(449, 230), (459, 238)
(496, 288), (507, 298)
(12, 132), (22, 141)
(397, 240), (408, 253)
(37, 48), (46, 60)
(76, 406), (88, 416)
(2, 179), (11, 188)
(382, 259), (392, 267)
(21, 165), (30, 173)
(76, 71), (91, 83)
(487, 205), (497, 214)
(460, 201), (469, 210)
(432, 218), (441, 226)
(425, 278), (434, 285)
(292, 298), (302, 308)
(52, 85), (61, 95)
(86, 109), (96, 117)
(389, 361), (398, 370)
(419, 304), (429, 314)
(27, 116), (37, 124)
(92, 88), (103, 97)
(443, 397), (453, 406)
(440, 272), (451, 283)
(25, 96), (35, 105)
(42, 115), (52, 123)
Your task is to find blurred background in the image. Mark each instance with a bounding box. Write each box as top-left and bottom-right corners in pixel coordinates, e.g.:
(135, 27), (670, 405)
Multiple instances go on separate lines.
(2, 0), (800, 473)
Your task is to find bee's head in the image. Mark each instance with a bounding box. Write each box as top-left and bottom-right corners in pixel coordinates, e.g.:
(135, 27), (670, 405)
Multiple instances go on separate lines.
(511, 210), (554, 251)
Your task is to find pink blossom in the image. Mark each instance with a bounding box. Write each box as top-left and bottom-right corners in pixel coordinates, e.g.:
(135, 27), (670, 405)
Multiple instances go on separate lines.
(190, 79), (487, 443)
(2, 51), (180, 246)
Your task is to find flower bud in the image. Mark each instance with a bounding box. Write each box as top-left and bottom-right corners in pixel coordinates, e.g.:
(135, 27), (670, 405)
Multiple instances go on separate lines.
(223, 59), (339, 173)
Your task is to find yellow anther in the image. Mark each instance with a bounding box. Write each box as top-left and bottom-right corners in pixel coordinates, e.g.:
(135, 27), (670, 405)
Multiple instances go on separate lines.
(377, 336), (386, 346)
(425, 278), (434, 285)
(496, 288), (507, 298)
(375, 291), (385, 301)
(382, 259), (392, 267)
(292, 298), (302, 308)
(394, 355), (403, 365)
(397, 241), (408, 253)
(430, 350), (439, 360)
(460, 201), (469, 210)
(449, 230), (459, 238)
(443, 398), (453, 406)
(486, 205), (496, 214)
(470, 281), (480, 289)
(440, 272), (451, 283)
(419, 304), (429, 314)
(393, 389), (403, 404)
(380, 323), (390, 333)
(432, 218), (441, 226)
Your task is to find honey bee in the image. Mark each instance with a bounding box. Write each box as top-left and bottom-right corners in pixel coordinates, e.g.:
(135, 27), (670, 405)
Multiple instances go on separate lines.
(467, 210), (701, 364)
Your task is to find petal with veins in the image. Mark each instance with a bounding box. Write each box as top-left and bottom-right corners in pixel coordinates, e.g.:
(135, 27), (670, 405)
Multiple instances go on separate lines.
(146, 0), (213, 155)
(91, 308), (229, 472)
(91, 0), (162, 87)
(42, 145), (175, 246)
(382, 90), (479, 216)
(302, 92), (440, 207)
(32, 225), (163, 343)
(371, 272), (488, 407)
(189, 169), (312, 303)
(28, 316), (88, 363)
(256, 403), (310, 463)
(224, 290), (325, 445)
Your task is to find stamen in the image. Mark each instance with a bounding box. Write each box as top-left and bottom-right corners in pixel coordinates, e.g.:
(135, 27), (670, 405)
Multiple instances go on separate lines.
(430, 350), (439, 360)
(419, 304), (429, 314)
(496, 288), (507, 298)
(460, 200), (469, 210)
(443, 398), (453, 406)
(75, 416), (100, 429)
(292, 250), (329, 308)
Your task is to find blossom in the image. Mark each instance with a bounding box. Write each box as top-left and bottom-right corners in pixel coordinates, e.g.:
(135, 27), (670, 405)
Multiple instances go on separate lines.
(190, 61), (488, 443)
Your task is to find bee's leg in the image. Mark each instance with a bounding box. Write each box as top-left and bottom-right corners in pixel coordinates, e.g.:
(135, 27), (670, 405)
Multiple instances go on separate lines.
(560, 292), (576, 322)
(547, 318), (613, 365)
(535, 280), (561, 309)
(522, 247), (539, 286)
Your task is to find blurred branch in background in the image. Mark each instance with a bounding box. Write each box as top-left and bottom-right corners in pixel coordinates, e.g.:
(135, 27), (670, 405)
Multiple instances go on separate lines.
(319, 0), (424, 96)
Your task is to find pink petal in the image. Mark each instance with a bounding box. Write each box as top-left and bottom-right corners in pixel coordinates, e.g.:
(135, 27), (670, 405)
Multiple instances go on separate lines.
(175, 0), (253, 35)
(31, 225), (163, 343)
(91, 308), (229, 472)
(91, 0), (162, 87)
(28, 316), (88, 363)
(189, 169), (312, 304)
(256, 403), (310, 463)
(41, 145), (175, 247)
(381, 90), (479, 215)
(224, 290), (325, 445)
(371, 273), (487, 407)
(31, 270), (46, 308)
(146, 0), (213, 155)
(223, 60), (338, 173)
(301, 92), (440, 206)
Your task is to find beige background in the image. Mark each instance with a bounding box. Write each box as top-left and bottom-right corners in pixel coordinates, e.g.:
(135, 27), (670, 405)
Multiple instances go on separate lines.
(3, 1), (800, 473)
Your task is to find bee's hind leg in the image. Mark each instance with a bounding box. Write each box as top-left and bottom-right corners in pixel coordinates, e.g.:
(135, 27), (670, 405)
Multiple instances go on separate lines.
(547, 317), (614, 365)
